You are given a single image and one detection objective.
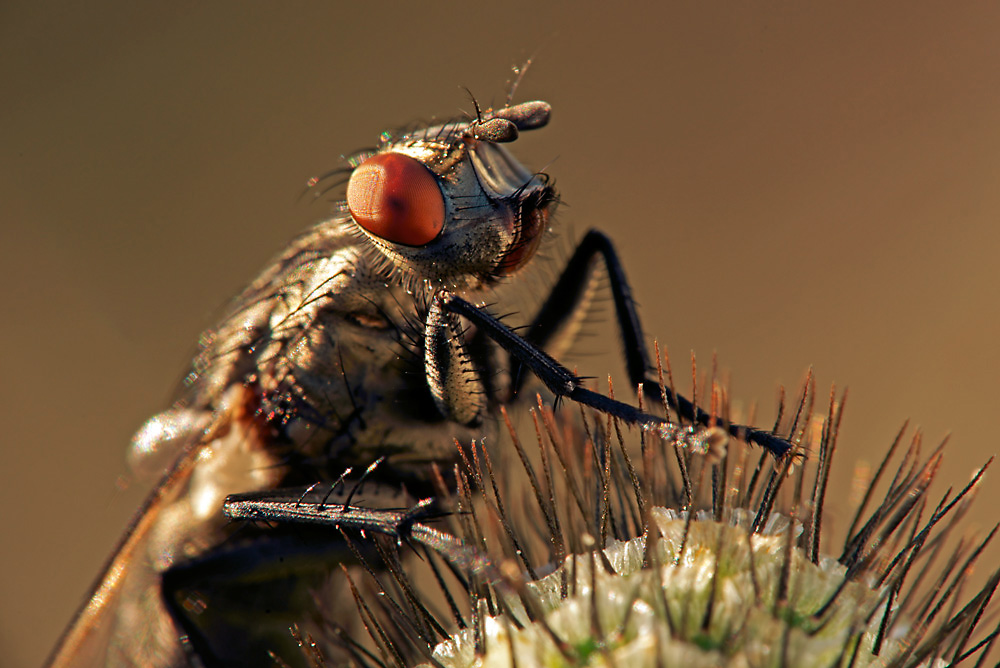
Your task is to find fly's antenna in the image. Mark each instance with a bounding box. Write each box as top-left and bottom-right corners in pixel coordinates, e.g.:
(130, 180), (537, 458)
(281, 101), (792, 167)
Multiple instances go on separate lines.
(460, 86), (519, 143)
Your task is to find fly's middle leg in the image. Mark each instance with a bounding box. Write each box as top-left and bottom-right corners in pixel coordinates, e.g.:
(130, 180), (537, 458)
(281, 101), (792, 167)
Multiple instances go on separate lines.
(515, 229), (794, 458)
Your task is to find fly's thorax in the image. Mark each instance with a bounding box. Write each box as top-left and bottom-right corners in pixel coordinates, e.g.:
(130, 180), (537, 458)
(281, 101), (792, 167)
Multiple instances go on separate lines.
(181, 241), (472, 478)
(270, 278), (492, 476)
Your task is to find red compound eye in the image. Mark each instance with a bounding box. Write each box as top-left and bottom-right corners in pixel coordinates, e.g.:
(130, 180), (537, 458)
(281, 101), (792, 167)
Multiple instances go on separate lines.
(346, 153), (445, 246)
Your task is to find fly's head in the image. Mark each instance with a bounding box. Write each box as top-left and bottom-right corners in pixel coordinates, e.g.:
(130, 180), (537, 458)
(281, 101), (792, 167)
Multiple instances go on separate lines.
(344, 100), (557, 291)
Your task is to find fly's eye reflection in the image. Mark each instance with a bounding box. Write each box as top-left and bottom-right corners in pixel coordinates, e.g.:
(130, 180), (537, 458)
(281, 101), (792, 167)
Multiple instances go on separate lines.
(346, 152), (445, 246)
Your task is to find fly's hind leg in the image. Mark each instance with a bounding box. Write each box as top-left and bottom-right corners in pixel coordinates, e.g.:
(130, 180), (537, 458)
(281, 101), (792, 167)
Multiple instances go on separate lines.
(515, 229), (793, 458)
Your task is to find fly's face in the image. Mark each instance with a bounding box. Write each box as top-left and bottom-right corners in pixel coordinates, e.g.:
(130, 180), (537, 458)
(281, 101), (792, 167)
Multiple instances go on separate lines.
(344, 101), (555, 289)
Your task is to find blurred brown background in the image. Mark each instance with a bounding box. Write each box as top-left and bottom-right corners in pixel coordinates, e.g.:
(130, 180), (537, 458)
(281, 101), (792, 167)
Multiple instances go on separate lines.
(4, 2), (1000, 665)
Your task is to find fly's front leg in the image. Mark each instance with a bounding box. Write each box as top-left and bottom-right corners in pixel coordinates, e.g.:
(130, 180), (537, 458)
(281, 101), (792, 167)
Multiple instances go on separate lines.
(430, 290), (696, 435)
(518, 229), (793, 458)
(424, 293), (488, 426)
(517, 229), (649, 388)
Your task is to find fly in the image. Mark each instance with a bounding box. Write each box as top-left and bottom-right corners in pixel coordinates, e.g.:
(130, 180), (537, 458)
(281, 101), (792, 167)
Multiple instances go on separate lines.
(46, 94), (793, 668)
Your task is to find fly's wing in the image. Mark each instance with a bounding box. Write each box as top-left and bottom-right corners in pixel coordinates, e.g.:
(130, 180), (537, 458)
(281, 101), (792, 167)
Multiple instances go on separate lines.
(46, 434), (205, 667)
(46, 387), (288, 668)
